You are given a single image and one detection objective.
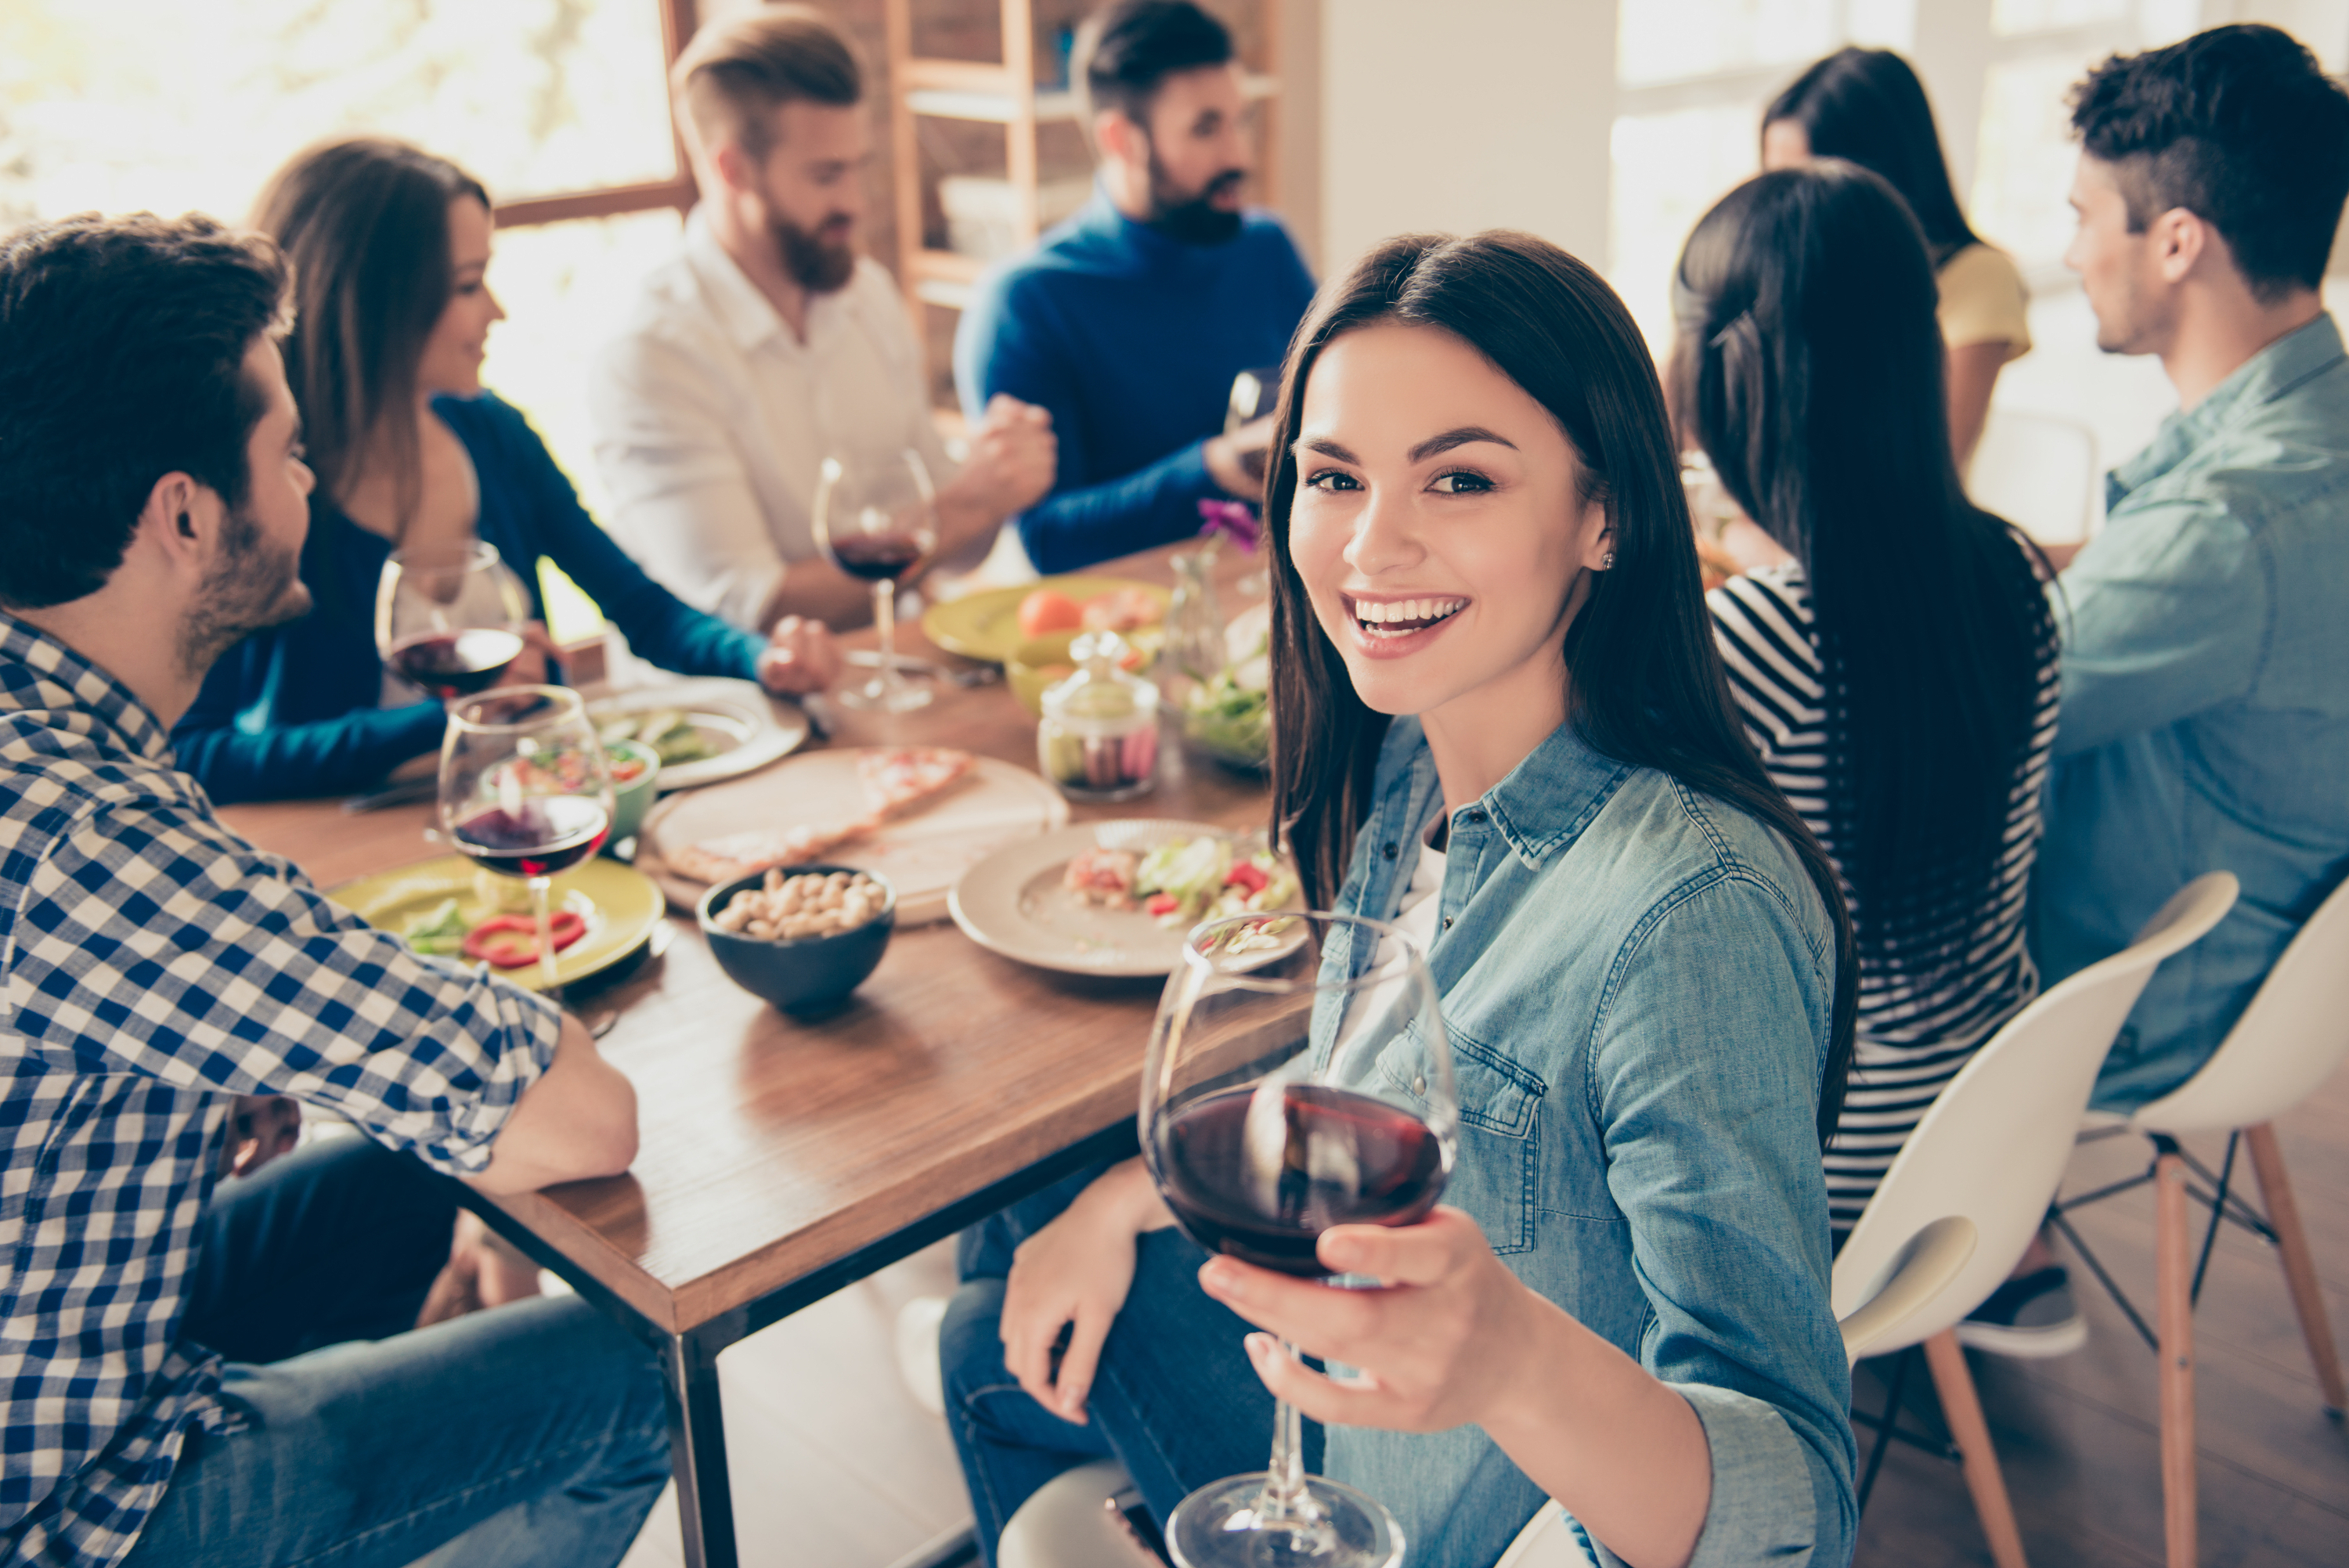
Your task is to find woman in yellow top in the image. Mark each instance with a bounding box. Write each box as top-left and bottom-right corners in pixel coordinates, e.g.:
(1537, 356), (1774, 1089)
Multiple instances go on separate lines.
(1763, 47), (2030, 468)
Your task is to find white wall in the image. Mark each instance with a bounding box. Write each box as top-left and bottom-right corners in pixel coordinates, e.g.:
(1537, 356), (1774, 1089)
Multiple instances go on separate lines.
(1320, 0), (1615, 277)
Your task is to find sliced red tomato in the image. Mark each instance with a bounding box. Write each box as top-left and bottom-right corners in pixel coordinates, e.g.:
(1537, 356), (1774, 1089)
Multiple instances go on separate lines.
(1222, 861), (1269, 894)
(1145, 892), (1182, 917)
(462, 910), (588, 969)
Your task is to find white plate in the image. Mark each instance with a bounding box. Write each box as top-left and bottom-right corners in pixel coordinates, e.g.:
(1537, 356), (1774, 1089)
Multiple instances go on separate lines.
(949, 820), (1296, 977)
(584, 677), (808, 791)
(636, 750), (1068, 925)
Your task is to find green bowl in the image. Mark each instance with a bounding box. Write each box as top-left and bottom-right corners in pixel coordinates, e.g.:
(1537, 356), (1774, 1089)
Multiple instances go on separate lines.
(604, 738), (662, 843)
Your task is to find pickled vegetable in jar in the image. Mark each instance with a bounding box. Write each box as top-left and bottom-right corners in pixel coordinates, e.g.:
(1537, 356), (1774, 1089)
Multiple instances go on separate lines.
(1038, 631), (1160, 801)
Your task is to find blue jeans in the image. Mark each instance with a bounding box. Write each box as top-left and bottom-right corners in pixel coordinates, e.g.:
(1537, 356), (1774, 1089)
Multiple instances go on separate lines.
(120, 1137), (670, 1568)
(941, 1169), (1319, 1567)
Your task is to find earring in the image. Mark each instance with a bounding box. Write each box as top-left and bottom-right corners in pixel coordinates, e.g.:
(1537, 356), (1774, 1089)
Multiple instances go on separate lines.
(1600, 551), (1615, 570)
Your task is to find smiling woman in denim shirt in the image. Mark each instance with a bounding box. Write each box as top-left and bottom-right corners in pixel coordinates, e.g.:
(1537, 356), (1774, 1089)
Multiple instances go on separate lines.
(940, 232), (1858, 1568)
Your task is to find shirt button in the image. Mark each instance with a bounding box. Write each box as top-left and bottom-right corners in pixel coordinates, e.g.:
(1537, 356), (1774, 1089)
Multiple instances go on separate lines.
(1463, 809), (1488, 825)
(1442, 915), (1454, 930)
(1382, 842), (1398, 860)
(1412, 1074), (1427, 1096)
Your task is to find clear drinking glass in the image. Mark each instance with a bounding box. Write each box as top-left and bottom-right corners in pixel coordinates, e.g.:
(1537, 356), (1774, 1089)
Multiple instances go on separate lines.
(1141, 911), (1457, 1568)
(438, 686), (613, 997)
(375, 539), (532, 698)
(812, 447), (940, 713)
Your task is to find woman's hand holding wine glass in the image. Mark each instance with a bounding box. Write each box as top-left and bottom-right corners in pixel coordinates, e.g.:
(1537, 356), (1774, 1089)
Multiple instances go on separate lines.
(1197, 1205), (1555, 1435)
(1139, 910), (1456, 1568)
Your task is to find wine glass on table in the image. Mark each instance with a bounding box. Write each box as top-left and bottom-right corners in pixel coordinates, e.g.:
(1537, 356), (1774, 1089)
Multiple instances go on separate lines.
(439, 686), (613, 997)
(813, 447), (937, 713)
(376, 539), (532, 698)
(1141, 910), (1456, 1568)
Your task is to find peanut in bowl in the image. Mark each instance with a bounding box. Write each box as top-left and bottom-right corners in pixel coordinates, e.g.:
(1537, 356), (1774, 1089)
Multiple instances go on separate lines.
(697, 864), (897, 1013)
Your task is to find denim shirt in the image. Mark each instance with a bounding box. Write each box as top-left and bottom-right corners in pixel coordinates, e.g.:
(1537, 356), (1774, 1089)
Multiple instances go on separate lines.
(2036, 314), (2349, 1109)
(1318, 717), (1855, 1568)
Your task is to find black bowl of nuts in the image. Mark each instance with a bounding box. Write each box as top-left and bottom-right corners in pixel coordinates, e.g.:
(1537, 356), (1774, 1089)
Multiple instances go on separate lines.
(698, 864), (896, 1014)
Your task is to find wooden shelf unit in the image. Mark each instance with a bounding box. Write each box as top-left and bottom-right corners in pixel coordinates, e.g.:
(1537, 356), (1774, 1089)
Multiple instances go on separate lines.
(882, 0), (1279, 318)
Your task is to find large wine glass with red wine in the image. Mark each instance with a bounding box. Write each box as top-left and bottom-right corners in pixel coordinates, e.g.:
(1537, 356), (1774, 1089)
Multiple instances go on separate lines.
(1141, 910), (1456, 1568)
(376, 539), (531, 699)
(812, 447), (938, 713)
(438, 686), (613, 996)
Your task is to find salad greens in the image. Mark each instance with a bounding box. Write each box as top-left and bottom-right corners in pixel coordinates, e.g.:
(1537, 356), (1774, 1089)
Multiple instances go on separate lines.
(1133, 837), (1297, 927)
(597, 708), (713, 766)
(402, 898), (471, 956)
(1180, 647), (1270, 769)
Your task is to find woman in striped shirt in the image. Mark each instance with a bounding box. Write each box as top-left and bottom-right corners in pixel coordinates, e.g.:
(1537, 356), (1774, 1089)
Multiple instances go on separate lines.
(1669, 164), (2060, 1265)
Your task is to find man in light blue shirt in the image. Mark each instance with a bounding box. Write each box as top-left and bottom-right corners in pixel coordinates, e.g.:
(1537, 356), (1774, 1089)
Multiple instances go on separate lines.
(2035, 25), (2349, 1113)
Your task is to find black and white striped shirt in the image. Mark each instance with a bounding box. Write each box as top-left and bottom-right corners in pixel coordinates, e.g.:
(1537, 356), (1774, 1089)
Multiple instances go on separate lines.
(1709, 565), (2060, 1230)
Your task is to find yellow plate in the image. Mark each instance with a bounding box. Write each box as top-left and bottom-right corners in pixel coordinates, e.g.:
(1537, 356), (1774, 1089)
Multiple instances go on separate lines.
(921, 575), (1172, 663)
(325, 855), (667, 993)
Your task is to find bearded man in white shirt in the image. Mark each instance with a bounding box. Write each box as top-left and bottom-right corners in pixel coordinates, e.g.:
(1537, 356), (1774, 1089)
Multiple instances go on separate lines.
(590, 6), (1055, 632)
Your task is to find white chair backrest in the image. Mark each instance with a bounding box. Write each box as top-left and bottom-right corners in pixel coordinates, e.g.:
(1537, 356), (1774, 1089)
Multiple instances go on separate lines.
(1968, 408), (2099, 545)
(1831, 873), (2238, 1349)
(2131, 872), (2349, 1135)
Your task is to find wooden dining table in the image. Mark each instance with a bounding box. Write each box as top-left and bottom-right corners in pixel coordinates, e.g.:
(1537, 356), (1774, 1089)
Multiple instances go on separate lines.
(217, 541), (1270, 1568)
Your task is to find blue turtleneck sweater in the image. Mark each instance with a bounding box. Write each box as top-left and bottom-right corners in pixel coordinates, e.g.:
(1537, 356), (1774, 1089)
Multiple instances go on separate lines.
(952, 189), (1317, 573)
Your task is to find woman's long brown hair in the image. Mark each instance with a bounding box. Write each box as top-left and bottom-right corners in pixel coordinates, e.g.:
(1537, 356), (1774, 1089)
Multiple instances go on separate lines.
(1265, 231), (1857, 1144)
(251, 136), (489, 535)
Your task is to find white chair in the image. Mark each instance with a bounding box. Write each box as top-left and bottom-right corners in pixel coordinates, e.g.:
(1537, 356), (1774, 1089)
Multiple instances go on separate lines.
(994, 874), (2241, 1568)
(1968, 408), (2100, 546)
(1824, 871), (2238, 1568)
(2048, 873), (2349, 1568)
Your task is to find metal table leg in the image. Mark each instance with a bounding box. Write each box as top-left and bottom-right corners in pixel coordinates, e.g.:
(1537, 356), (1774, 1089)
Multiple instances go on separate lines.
(455, 1118), (1138, 1568)
(667, 1311), (749, 1568)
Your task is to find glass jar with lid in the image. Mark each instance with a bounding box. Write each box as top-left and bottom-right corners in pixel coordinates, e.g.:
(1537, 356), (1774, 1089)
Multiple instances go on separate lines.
(1037, 630), (1160, 801)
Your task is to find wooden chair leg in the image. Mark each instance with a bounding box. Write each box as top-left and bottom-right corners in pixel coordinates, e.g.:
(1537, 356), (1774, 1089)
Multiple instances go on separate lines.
(2243, 1123), (2348, 1412)
(1922, 1330), (2030, 1568)
(2156, 1152), (2198, 1568)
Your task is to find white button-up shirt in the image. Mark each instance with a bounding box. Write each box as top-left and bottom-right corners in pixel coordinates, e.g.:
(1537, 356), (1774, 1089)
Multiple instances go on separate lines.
(589, 210), (961, 628)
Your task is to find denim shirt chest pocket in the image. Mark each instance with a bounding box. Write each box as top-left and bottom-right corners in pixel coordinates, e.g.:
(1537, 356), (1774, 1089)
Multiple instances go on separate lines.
(1368, 1024), (1543, 1255)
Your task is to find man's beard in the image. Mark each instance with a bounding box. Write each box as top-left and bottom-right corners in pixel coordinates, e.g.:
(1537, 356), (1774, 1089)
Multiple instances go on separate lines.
(774, 211), (857, 294)
(1146, 152), (1246, 247)
(179, 503), (310, 680)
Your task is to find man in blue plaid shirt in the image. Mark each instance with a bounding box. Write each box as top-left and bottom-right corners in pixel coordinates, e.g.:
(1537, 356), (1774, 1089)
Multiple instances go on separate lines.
(0, 216), (669, 1566)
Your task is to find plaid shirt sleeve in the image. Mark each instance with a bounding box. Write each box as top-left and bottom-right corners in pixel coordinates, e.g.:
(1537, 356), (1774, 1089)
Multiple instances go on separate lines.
(7, 799), (561, 1176)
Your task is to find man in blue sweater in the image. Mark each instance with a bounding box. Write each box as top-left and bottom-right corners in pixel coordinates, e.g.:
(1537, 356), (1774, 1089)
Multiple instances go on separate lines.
(954, 1), (1318, 573)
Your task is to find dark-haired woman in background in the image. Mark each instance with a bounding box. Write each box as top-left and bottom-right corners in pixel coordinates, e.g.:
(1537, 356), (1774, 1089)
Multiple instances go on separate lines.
(938, 229), (1860, 1568)
(173, 137), (839, 803)
(1763, 47), (2029, 467)
(1674, 164), (2061, 1329)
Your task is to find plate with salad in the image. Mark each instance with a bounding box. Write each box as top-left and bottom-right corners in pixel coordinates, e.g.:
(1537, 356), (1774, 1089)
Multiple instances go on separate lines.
(584, 677), (808, 792)
(947, 820), (1301, 976)
(324, 854), (666, 993)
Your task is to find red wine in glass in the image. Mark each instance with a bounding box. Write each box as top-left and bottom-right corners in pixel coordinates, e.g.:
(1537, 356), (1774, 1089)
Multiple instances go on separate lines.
(450, 796), (609, 879)
(388, 628), (525, 699)
(828, 533), (929, 582)
(1154, 1083), (1447, 1277)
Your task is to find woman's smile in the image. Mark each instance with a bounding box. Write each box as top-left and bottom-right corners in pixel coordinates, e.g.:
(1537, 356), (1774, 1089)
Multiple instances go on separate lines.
(1342, 592), (1470, 657)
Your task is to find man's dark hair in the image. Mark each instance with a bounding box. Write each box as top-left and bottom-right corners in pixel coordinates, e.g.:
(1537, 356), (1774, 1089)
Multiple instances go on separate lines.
(2070, 23), (2349, 300)
(1078, 0), (1235, 128)
(0, 213), (290, 611)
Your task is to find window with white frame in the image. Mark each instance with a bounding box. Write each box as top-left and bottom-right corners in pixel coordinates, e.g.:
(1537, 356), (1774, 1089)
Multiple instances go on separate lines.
(1605, 0), (2259, 351)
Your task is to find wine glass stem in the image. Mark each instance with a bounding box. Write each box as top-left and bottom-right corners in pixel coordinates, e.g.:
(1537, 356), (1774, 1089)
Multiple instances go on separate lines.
(529, 875), (561, 999)
(1256, 1345), (1319, 1525)
(871, 579), (897, 701)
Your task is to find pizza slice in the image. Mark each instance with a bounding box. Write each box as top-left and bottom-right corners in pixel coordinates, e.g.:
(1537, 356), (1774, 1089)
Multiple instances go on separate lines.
(660, 820), (868, 886)
(666, 748), (978, 885)
(855, 747), (977, 818)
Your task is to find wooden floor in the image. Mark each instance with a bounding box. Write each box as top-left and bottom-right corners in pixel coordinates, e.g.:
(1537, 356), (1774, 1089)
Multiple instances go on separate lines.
(615, 1062), (2349, 1568)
